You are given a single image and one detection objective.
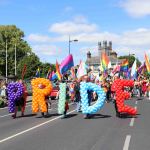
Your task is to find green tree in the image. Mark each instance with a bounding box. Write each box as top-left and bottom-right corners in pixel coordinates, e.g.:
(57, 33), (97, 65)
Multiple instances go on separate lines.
(40, 63), (56, 78)
(0, 25), (31, 77)
(17, 53), (41, 79)
(118, 55), (141, 67)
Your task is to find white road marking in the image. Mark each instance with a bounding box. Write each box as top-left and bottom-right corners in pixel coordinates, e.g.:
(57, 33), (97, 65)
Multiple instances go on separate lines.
(0, 109), (76, 143)
(0, 113), (12, 118)
(130, 118), (135, 127)
(123, 135), (131, 150)
(129, 105), (137, 127)
(0, 102), (32, 110)
(135, 101), (138, 105)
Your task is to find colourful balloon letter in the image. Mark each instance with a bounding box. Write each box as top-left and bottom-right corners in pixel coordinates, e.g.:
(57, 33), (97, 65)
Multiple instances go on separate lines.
(111, 79), (137, 115)
(80, 82), (106, 114)
(58, 83), (66, 114)
(31, 78), (52, 113)
(7, 82), (23, 113)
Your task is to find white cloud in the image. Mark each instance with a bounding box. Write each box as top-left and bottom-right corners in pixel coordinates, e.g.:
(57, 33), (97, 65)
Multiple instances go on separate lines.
(120, 28), (150, 46)
(120, 0), (150, 18)
(27, 17), (150, 62)
(49, 17), (98, 34)
(32, 44), (62, 56)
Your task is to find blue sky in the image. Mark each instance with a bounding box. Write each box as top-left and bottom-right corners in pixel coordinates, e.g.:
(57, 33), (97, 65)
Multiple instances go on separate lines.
(1, 0), (150, 64)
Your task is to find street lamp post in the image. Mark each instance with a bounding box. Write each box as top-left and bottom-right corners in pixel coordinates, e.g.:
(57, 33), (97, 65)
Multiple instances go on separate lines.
(6, 39), (8, 82)
(68, 35), (78, 55)
(15, 43), (17, 76)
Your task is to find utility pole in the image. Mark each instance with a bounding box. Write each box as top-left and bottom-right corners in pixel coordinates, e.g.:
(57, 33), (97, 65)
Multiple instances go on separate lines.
(15, 43), (17, 76)
(6, 39), (7, 82)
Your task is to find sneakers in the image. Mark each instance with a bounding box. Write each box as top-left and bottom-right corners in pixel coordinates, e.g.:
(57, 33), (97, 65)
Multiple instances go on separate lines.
(11, 114), (16, 119)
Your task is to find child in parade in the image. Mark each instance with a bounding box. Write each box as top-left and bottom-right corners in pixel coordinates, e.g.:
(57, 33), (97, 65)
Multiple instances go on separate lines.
(141, 78), (148, 97)
(69, 82), (75, 103)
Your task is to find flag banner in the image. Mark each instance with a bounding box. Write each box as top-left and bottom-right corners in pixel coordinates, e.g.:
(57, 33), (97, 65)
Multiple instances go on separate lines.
(60, 54), (74, 74)
(77, 61), (87, 79)
(112, 65), (120, 75)
(120, 59), (128, 72)
(35, 67), (40, 77)
(131, 60), (137, 79)
(101, 52), (109, 70)
(145, 53), (150, 74)
(21, 64), (27, 80)
(50, 71), (57, 81)
(56, 61), (62, 80)
(137, 63), (146, 74)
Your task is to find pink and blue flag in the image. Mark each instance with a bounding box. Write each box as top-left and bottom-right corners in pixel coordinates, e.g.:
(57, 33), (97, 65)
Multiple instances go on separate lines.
(50, 71), (57, 81)
(60, 54), (74, 74)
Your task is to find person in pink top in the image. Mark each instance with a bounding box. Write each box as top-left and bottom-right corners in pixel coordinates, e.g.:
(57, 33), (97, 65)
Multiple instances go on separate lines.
(141, 78), (148, 97)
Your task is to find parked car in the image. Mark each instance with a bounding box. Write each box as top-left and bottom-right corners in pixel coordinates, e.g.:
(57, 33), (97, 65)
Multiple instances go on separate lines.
(50, 82), (59, 100)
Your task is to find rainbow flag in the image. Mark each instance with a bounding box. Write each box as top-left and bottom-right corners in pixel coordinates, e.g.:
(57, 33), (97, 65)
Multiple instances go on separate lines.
(35, 67), (40, 77)
(144, 53), (150, 74)
(120, 59), (128, 72)
(101, 52), (109, 70)
(60, 54), (74, 74)
(56, 61), (62, 81)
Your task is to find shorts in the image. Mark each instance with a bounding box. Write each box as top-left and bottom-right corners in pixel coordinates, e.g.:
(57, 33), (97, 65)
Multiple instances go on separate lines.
(15, 97), (25, 107)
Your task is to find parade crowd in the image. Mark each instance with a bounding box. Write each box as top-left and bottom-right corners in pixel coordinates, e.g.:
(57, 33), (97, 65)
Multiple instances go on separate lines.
(0, 71), (150, 119)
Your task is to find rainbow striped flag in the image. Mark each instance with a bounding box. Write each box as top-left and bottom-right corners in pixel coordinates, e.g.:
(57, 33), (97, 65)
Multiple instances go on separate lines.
(144, 53), (150, 74)
(56, 61), (62, 81)
(120, 59), (128, 72)
(101, 52), (109, 70)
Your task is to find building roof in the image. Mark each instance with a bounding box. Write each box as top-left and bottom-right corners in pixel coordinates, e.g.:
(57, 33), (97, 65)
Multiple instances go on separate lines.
(86, 56), (124, 65)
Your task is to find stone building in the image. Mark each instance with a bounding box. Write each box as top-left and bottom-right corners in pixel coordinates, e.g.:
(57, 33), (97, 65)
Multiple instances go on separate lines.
(86, 41), (124, 71)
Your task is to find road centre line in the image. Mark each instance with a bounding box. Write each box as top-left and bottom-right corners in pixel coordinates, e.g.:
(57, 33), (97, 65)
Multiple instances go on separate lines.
(123, 135), (131, 150)
(129, 118), (135, 127)
(129, 105), (138, 127)
(0, 109), (76, 144)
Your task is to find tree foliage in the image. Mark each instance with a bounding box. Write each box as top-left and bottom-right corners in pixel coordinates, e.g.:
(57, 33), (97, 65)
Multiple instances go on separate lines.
(0, 25), (31, 77)
(17, 53), (41, 79)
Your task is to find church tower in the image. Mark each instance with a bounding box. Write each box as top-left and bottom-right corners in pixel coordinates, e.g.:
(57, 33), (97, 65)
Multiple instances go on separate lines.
(98, 41), (112, 58)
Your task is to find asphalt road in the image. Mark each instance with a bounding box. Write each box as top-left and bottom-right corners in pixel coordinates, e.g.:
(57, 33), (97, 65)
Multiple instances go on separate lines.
(0, 97), (149, 150)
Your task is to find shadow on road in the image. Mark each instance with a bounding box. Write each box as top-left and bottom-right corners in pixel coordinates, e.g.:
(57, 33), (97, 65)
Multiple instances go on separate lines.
(17, 114), (37, 118)
(63, 114), (78, 119)
(87, 114), (112, 119)
(118, 113), (140, 119)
